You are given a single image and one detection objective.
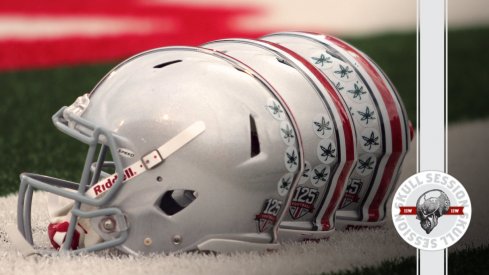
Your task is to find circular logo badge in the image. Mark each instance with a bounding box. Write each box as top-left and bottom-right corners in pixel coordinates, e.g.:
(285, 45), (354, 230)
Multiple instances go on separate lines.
(392, 171), (471, 250)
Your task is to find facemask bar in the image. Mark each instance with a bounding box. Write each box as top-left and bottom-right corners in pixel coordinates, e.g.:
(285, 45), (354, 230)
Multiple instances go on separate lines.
(17, 106), (129, 254)
(90, 145), (110, 185)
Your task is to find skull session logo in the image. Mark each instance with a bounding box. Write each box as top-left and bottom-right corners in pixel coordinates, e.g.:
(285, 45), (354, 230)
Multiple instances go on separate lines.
(392, 171), (471, 250)
(415, 190), (451, 234)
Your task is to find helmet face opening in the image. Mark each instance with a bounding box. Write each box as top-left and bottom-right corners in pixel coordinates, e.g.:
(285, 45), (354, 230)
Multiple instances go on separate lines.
(18, 111), (132, 253)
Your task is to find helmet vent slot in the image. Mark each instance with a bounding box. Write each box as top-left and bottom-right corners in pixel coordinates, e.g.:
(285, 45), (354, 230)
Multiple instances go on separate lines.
(249, 115), (260, 157)
(158, 190), (197, 215)
(153, 60), (182, 69)
(276, 57), (292, 67)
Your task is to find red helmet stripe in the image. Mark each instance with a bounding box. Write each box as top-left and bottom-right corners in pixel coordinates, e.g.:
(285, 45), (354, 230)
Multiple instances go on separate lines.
(260, 40), (356, 230)
(325, 35), (404, 222)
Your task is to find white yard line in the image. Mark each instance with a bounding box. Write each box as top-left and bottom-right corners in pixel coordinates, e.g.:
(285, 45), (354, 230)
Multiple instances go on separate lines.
(157, 0), (488, 35)
(0, 16), (163, 39)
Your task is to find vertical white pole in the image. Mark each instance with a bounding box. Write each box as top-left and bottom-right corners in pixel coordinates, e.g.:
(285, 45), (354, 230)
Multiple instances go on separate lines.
(417, 0), (447, 274)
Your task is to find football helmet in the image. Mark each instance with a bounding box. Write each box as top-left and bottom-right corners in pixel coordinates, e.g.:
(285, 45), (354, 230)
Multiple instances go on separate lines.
(261, 32), (412, 230)
(17, 46), (305, 254)
(202, 39), (356, 240)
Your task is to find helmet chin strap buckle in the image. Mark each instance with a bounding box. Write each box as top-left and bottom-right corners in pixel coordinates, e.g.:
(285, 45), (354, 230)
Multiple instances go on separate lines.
(141, 150), (163, 170)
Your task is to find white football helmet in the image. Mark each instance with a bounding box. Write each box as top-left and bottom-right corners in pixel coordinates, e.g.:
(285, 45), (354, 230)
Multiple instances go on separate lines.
(17, 46), (304, 254)
(261, 32), (412, 230)
(202, 39), (357, 240)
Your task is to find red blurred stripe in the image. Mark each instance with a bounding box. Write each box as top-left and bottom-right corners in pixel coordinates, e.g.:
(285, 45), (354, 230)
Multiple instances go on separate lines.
(0, 0), (257, 18)
(0, 1), (265, 70)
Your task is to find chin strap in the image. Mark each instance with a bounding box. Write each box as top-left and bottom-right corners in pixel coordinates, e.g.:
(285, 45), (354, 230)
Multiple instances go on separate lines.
(48, 219), (87, 250)
(5, 224), (40, 257)
(86, 120), (206, 198)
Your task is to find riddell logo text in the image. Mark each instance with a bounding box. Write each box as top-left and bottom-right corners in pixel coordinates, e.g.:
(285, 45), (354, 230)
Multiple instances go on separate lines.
(93, 168), (136, 196)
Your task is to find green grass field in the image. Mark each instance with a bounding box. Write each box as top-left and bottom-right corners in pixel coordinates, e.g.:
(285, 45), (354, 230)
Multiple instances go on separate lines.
(0, 27), (487, 274)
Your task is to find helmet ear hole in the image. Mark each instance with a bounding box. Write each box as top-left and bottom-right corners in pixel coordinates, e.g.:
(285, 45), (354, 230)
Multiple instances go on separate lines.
(158, 190), (197, 215)
(276, 57), (292, 67)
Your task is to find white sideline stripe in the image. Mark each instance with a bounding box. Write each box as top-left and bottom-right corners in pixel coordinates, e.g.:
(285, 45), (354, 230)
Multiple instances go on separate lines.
(2, 1), (487, 41)
(0, 16), (167, 39)
(158, 0), (487, 35)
